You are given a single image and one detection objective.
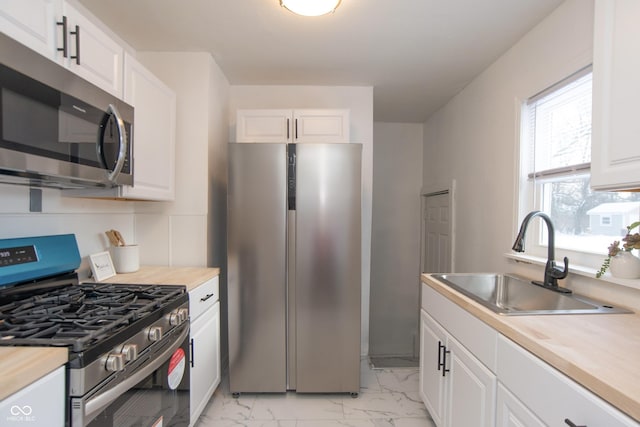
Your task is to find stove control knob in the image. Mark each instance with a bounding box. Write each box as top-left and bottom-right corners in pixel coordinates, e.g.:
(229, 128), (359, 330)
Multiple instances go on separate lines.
(177, 308), (189, 323)
(121, 344), (138, 361)
(148, 326), (163, 342)
(105, 353), (125, 372)
(168, 311), (181, 326)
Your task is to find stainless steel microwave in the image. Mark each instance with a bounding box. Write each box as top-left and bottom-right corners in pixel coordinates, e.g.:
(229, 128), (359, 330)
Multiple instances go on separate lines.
(0, 33), (133, 189)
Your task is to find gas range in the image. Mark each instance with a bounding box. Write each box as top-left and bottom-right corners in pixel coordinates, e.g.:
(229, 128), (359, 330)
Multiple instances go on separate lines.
(0, 234), (191, 426)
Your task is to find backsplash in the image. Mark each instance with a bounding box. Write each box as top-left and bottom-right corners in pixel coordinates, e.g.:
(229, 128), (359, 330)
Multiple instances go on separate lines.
(0, 183), (136, 279)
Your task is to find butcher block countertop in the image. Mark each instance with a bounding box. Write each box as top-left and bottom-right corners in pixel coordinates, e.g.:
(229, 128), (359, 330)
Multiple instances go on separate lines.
(0, 347), (68, 401)
(422, 273), (640, 422)
(99, 266), (220, 292)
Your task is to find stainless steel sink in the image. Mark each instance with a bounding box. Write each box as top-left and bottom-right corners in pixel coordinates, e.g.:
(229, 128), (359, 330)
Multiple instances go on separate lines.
(431, 273), (632, 315)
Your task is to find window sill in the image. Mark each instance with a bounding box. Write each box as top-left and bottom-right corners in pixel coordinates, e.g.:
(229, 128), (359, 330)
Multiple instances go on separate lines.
(503, 252), (640, 291)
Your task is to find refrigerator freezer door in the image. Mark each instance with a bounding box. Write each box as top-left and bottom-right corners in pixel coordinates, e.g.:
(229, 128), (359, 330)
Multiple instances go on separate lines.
(228, 143), (287, 393)
(295, 143), (362, 393)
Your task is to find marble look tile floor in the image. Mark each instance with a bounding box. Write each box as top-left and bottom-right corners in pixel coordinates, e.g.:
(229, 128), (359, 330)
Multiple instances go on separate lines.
(195, 359), (436, 427)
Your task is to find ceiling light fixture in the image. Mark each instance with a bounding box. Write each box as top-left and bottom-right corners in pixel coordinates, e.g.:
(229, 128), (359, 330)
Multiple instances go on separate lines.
(280, 0), (342, 17)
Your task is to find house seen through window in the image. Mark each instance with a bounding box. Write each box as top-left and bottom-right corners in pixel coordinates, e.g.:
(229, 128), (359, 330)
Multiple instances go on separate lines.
(520, 66), (640, 267)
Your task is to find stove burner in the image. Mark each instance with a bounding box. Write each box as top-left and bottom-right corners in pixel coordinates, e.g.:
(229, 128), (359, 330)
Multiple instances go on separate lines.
(0, 282), (186, 352)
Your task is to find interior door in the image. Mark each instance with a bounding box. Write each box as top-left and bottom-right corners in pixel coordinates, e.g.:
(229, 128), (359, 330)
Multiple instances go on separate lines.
(422, 191), (452, 274)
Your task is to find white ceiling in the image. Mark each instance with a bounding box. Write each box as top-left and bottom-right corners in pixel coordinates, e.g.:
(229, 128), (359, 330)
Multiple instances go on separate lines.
(77, 0), (564, 123)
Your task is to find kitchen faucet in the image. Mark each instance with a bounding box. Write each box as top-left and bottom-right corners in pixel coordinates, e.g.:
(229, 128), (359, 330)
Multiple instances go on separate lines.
(512, 211), (571, 293)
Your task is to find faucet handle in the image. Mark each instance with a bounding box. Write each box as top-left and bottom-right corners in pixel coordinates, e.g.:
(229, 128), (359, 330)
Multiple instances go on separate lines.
(551, 257), (569, 280)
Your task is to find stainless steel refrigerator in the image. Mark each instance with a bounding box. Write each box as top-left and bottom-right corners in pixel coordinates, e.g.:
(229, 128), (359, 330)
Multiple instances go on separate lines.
(227, 142), (362, 395)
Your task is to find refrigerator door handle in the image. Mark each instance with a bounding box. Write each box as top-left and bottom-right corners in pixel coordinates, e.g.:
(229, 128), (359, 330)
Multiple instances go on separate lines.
(287, 144), (296, 210)
(286, 209), (297, 390)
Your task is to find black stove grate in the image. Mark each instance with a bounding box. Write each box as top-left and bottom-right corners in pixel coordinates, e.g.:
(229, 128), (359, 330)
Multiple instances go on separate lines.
(0, 282), (186, 352)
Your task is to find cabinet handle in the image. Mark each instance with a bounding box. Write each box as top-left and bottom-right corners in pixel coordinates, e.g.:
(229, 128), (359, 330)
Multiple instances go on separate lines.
(437, 341), (450, 376)
(287, 118), (290, 140)
(56, 16), (68, 58)
(564, 419), (586, 427)
(295, 118), (298, 140)
(442, 347), (450, 377)
(200, 293), (214, 302)
(70, 25), (80, 65)
(190, 338), (195, 368)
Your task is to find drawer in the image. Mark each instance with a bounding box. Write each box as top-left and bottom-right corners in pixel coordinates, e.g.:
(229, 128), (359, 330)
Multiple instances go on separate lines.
(189, 276), (219, 321)
(421, 281), (497, 372)
(497, 335), (637, 426)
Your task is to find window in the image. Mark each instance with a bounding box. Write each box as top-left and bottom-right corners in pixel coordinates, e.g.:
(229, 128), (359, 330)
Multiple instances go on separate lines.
(600, 216), (612, 226)
(520, 66), (640, 267)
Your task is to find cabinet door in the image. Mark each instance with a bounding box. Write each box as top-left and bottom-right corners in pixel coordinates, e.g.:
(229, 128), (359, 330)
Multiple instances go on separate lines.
(420, 309), (447, 426)
(190, 301), (221, 425)
(496, 384), (545, 427)
(0, 366), (65, 427)
(61, 1), (123, 98)
(446, 336), (496, 427)
(236, 109), (292, 142)
(122, 53), (176, 201)
(0, 0), (60, 59)
(293, 109), (349, 143)
(591, 0), (640, 191)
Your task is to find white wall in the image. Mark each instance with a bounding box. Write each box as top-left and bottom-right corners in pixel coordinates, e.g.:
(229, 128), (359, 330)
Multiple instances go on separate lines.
(370, 122), (423, 357)
(229, 85), (374, 355)
(422, 0), (640, 309)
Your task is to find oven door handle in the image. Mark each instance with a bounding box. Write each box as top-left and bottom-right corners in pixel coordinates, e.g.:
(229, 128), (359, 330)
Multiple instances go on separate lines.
(83, 325), (189, 425)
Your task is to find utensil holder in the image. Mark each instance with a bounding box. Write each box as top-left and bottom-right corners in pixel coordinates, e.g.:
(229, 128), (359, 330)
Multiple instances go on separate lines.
(110, 245), (140, 273)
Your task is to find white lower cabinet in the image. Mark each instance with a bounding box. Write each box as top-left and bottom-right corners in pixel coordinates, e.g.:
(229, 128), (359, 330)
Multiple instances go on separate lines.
(189, 276), (221, 426)
(420, 278), (639, 426)
(0, 365), (65, 427)
(496, 383), (545, 427)
(420, 283), (497, 427)
(497, 335), (638, 427)
(420, 310), (447, 425)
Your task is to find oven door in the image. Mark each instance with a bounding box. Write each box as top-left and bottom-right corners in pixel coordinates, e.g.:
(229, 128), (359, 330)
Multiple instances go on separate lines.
(71, 324), (190, 427)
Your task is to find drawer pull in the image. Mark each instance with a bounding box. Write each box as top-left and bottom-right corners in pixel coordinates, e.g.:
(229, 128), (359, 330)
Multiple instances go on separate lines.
(200, 293), (214, 302)
(564, 419), (586, 427)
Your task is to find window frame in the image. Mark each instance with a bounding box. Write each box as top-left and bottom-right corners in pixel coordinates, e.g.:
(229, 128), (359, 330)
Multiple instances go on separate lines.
(516, 65), (606, 271)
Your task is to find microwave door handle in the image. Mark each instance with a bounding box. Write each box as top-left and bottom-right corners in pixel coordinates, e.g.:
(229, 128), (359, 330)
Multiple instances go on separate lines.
(98, 104), (128, 184)
(82, 325), (189, 426)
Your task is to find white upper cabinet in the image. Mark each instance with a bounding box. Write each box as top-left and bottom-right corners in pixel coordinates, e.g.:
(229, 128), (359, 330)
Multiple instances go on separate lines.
(60, 1), (123, 98)
(236, 109), (292, 142)
(122, 53), (176, 201)
(591, 0), (640, 191)
(236, 109), (350, 143)
(0, 0), (61, 58)
(293, 109), (350, 143)
(1, 0), (123, 98)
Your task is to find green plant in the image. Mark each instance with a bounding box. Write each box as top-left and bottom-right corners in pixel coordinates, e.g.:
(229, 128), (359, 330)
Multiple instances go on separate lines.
(596, 221), (640, 278)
